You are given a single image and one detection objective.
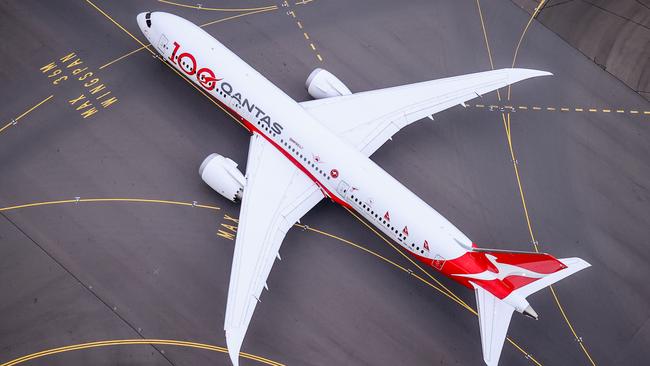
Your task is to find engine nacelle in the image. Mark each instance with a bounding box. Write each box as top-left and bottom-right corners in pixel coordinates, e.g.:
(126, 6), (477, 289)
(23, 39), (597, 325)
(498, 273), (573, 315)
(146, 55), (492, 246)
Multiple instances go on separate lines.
(305, 68), (352, 99)
(199, 153), (246, 202)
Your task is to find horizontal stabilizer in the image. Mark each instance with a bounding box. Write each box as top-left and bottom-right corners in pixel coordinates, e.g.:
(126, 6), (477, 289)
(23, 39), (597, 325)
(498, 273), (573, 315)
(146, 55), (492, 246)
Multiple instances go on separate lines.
(473, 284), (515, 366)
(508, 257), (591, 299)
(471, 252), (590, 366)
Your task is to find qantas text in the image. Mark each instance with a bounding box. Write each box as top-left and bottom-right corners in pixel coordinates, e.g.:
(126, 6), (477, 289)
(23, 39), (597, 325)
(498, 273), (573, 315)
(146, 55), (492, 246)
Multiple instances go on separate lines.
(169, 41), (284, 135)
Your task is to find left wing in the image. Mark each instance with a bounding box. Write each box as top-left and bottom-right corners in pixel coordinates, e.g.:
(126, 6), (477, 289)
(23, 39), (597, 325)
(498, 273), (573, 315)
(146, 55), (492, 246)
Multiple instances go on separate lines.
(300, 68), (551, 156)
(225, 133), (324, 365)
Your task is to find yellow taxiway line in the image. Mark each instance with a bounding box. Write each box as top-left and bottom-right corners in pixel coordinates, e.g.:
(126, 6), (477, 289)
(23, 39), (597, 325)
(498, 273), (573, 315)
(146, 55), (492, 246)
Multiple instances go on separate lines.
(0, 95), (54, 135)
(1, 195), (541, 364)
(475, 0), (597, 364)
(98, 7), (278, 70)
(0, 339), (283, 366)
(158, 0), (276, 12)
(0, 198), (220, 212)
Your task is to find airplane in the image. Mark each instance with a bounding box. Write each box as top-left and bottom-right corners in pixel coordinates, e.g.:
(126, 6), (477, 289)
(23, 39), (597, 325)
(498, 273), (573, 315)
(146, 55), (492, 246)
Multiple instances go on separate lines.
(136, 11), (590, 366)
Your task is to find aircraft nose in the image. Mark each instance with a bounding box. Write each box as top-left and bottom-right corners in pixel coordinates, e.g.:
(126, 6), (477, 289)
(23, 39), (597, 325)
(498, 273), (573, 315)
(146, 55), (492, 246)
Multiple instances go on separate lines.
(136, 12), (150, 36)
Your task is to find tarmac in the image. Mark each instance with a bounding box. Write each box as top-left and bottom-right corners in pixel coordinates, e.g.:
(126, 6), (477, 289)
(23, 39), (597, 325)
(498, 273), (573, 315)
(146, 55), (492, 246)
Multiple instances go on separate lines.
(1, 1), (649, 365)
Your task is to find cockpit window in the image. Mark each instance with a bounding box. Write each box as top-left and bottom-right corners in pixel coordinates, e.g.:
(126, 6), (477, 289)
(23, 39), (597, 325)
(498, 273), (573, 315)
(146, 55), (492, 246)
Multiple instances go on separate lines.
(145, 12), (151, 28)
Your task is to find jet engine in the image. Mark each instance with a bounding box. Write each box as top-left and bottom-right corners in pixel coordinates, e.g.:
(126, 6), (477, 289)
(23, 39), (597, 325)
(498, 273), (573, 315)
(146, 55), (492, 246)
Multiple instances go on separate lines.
(305, 68), (352, 99)
(199, 153), (246, 202)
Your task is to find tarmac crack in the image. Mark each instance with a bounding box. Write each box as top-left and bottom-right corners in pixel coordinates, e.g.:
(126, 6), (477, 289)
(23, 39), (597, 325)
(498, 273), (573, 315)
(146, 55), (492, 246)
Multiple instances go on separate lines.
(581, 0), (650, 31)
(0, 212), (178, 366)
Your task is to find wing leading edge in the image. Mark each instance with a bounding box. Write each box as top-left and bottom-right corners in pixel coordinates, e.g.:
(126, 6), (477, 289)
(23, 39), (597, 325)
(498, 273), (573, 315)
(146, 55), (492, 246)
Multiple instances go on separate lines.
(225, 133), (324, 365)
(300, 68), (552, 156)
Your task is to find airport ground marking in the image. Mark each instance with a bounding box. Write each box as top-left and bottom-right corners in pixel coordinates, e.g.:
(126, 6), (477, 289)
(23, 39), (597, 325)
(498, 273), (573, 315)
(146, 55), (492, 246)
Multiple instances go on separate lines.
(506, 2), (597, 364)
(199, 7), (277, 27)
(281, 1), (324, 62)
(85, 0), (250, 131)
(481, 0), (597, 363)
(98, 7), (279, 70)
(469, 103), (650, 116)
(99, 45), (148, 70)
(0, 95), (54, 135)
(0, 339), (284, 366)
(475, 0), (501, 100)
(0, 198), (220, 213)
(84, 0), (151, 51)
(157, 0), (277, 12)
(507, 0), (546, 100)
(0, 195), (541, 364)
(341, 208), (543, 365)
(344, 207), (472, 313)
(80, 1), (542, 362)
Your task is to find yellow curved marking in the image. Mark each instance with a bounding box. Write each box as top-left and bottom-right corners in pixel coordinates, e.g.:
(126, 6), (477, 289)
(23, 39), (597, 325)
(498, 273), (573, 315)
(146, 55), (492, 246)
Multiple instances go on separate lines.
(475, 0), (596, 364)
(0, 339), (283, 366)
(99, 7), (277, 70)
(343, 208), (475, 313)
(0, 196), (540, 363)
(0, 95), (54, 135)
(158, 0), (277, 12)
(507, 0), (546, 100)
(199, 7), (277, 27)
(339, 209), (542, 365)
(0, 198), (220, 212)
(85, 0), (149, 49)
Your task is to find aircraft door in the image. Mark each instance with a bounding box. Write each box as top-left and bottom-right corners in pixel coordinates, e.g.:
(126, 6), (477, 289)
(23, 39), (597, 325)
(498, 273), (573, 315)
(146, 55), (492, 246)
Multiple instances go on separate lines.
(336, 180), (350, 198)
(158, 34), (169, 56)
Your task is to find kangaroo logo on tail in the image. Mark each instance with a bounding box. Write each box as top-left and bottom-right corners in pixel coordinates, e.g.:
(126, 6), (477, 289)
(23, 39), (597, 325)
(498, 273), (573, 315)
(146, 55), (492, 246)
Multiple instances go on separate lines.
(453, 254), (547, 281)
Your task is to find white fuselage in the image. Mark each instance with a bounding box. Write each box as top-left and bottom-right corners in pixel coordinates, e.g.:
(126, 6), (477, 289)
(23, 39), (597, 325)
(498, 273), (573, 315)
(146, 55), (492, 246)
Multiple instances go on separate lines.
(138, 12), (472, 266)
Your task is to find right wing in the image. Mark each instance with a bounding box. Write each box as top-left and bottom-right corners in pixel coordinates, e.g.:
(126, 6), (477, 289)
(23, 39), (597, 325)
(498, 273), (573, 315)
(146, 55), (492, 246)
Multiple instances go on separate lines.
(300, 68), (551, 156)
(225, 133), (324, 365)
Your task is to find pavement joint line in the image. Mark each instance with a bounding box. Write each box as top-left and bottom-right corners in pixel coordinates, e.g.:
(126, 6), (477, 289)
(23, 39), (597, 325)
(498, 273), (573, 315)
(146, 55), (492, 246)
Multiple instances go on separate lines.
(157, 0), (277, 12)
(0, 212), (172, 366)
(491, 0), (597, 363)
(0, 95), (54, 135)
(0, 339), (284, 366)
(98, 7), (278, 70)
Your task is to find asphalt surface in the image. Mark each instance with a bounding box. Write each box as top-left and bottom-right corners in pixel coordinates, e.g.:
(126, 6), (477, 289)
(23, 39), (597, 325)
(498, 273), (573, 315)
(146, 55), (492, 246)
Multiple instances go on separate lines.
(513, 0), (650, 101)
(1, 1), (649, 366)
